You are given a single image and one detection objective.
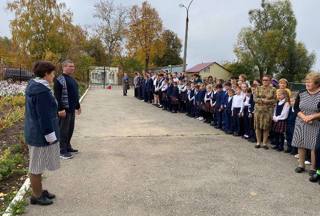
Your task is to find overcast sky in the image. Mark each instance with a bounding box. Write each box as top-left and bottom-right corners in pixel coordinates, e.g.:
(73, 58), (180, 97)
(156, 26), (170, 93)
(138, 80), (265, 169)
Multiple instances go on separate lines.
(1, 0), (319, 71)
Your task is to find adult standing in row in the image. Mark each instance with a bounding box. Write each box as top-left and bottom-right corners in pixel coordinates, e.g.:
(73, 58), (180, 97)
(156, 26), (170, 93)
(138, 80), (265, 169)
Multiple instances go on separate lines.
(133, 72), (139, 98)
(25, 61), (59, 205)
(254, 75), (277, 149)
(122, 73), (129, 96)
(292, 72), (320, 175)
(54, 60), (81, 159)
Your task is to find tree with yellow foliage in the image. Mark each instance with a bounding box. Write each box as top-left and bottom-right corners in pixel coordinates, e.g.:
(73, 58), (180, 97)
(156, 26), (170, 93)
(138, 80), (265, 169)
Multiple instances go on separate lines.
(7, 0), (74, 65)
(127, 1), (163, 71)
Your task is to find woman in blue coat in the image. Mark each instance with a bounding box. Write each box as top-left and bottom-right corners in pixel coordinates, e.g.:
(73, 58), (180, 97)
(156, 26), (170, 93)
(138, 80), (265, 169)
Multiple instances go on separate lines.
(25, 61), (60, 205)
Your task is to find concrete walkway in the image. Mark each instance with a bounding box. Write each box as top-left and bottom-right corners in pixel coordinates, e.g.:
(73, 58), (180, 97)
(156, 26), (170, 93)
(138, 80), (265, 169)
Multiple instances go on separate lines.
(24, 87), (320, 216)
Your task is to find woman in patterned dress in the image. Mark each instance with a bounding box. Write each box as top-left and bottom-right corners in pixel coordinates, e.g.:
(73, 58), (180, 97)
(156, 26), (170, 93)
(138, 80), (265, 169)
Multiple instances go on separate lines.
(253, 75), (277, 149)
(292, 72), (320, 174)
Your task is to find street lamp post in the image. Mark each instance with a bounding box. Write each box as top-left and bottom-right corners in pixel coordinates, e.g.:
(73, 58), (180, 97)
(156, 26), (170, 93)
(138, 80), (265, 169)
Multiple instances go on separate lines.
(179, 0), (194, 72)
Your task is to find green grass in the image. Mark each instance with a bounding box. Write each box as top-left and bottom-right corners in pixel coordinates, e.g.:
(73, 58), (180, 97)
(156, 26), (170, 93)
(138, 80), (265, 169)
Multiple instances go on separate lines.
(0, 145), (27, 182)
(78, 82), (88, 98)
(0, 190), (28, 216)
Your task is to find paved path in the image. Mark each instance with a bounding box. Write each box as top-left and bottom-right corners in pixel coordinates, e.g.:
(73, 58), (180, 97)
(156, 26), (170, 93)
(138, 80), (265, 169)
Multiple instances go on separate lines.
(24, 87), (319, 216)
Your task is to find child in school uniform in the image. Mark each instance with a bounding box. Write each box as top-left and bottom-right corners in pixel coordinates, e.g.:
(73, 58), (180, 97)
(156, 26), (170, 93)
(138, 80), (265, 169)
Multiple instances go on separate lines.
(192, 84), (200, 118)
(214, 84), (224, 129)
(156, 74), (165, 107)
(153, 75), (159, 105)
(241, 83), (251, 139)
(247, 88), (257, 143)
(178, 80), (188, 113)
(239, 82), (249, 135)
(203, 84), (214, 123)
(186, 83), (193, 116)
(170, 81), (180, 113)
(310, 131), (320, 183)
(232, 86), (244, 136)
(224, 88), (235, 134)
(272, 89), (290, 151)
(166, 79), (174, 112)
(161, 79), (169, 110)
(210, 85), (217, 126)
(196, 83), (206, 121)
(285, 94), (298, 154)
(143, 74), (149, 102)
(222, 82), (232, 131)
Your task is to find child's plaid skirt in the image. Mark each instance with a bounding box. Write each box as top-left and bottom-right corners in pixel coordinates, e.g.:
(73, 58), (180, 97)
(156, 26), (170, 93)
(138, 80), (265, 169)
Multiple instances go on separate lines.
(273, 120), (287, 133)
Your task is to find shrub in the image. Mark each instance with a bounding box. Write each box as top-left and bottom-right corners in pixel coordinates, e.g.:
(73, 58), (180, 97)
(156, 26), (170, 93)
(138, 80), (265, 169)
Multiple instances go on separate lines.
(0, 149), (26, 182)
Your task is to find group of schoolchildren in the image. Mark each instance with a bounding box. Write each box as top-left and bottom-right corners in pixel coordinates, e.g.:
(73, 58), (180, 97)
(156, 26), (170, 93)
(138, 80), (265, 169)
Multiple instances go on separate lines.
(133, 72), (302, 158)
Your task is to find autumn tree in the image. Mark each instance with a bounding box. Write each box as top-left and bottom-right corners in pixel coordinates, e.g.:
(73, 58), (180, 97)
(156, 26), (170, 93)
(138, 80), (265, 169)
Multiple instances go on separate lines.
(278, 42), (316, 82)
(0, 37), (20, 67)
(153, 30), (183, 67)
(127, 1), (163, 71)
(234, 0), (315, 80)
(94, 0), (128, 66)
(7, 0), (102, 83)
(84, 37), (108, 66)
(7, 0), (75, 65)
(223, 61), (257, 80)
(113, 56), (144, 76)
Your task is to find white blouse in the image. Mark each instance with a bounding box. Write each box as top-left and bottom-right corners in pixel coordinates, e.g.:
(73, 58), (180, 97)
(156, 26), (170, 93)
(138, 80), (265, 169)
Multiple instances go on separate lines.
(273, 99), (290, 121)
(232, 94), (244, 112)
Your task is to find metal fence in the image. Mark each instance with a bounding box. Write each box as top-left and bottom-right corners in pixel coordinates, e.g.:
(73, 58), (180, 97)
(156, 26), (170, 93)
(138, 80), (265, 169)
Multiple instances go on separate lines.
(0, 66), (33, 82)
(289, 82), (305, 92)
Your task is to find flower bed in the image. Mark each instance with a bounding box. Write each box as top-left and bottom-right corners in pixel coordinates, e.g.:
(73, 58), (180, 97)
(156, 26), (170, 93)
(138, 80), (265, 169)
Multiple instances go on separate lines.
(0, 93), (28, 215)
(0, 81), (27, 97)
(0, 81), (89, 214)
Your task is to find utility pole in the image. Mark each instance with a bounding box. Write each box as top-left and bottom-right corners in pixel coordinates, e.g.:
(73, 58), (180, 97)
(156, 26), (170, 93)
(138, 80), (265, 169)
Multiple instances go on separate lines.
(180, 0), (194, 72)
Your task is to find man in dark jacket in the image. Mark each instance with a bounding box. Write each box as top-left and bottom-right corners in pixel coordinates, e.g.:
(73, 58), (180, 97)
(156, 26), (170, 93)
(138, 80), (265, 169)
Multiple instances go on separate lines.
(54, 60), (81, 159)
(122, 73), (129, 96)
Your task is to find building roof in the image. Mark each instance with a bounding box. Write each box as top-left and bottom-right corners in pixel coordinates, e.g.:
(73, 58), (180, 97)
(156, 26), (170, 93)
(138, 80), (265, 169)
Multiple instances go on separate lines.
(186, 62), (214, 73)
(186, 62), (231, 73)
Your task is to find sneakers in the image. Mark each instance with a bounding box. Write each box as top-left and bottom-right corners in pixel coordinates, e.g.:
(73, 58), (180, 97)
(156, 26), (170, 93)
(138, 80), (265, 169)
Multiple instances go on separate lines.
(233, 132), (240, 136)
(60, 152), (74, 160)
(309, 174), (320, 183)
(309, 169), (316, 176)
(243, 134), (249, 139)
(68, 148), (79, 154)
(284, 148), (292, 153)
(305, 161), (311, 165)
(295, 166), (305, 173)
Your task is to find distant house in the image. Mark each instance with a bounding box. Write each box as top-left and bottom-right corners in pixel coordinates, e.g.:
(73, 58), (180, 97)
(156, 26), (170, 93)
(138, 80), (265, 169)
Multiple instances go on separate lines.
(186, 62), (232, 81)
(90, 66), (119, 85)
